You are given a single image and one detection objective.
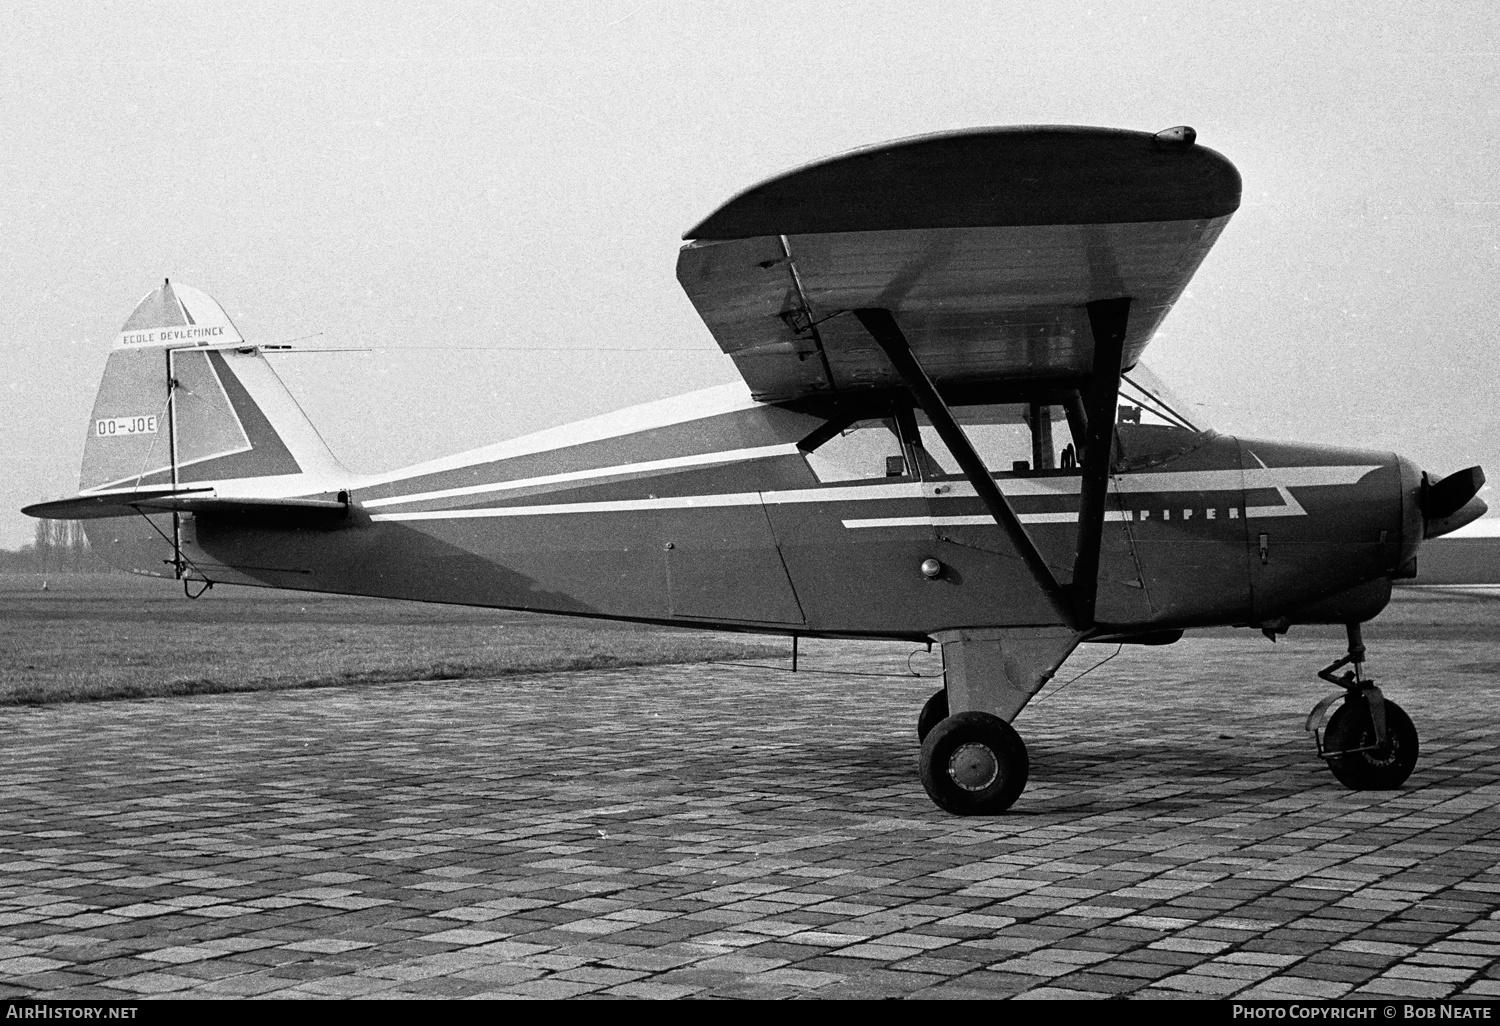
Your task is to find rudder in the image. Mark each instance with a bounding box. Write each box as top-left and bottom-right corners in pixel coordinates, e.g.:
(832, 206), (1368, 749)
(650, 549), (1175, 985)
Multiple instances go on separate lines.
(56, 281), (350, 579)
(81, 280), (345, 495)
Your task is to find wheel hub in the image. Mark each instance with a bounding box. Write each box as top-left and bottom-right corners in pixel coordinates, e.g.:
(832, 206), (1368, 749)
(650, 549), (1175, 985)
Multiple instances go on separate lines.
(948, 742), (999, 791)
(1363, 735), (1399, 767)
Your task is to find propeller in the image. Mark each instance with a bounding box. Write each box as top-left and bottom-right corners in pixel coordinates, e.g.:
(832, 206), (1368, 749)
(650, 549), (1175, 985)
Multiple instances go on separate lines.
(1421, 466), (1487, 539)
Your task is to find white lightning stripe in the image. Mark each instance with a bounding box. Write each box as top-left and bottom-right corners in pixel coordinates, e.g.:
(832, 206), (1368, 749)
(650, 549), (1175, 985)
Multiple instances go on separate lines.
(842, 511), (1138, 529)
(367, 464), (1383, 523)
(1243, 452), (1310, 519)
(764, 482), (923, 504)
(368, 482), (924, 522)
(845, 464), (1379, 501)
(368, 459), (1380, 511)
(1245, 504), (1304, 518)
(372, 492), (765, 521)
(840, 516), (936, 529)
(364, 443), (800, 509)
(1240, 467), (1370, 489)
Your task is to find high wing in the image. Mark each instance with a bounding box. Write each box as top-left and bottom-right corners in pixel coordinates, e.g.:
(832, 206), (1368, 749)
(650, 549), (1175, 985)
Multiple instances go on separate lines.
(676, 126), (1241, 402)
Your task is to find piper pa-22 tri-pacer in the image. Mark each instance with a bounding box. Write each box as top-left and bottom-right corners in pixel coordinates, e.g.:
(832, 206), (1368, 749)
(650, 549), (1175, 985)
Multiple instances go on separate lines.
(27, 125), (1487, 815)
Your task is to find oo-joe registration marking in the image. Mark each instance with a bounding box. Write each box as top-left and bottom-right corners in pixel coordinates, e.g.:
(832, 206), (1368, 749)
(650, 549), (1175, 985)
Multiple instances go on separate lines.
(96, 416), (158, 437)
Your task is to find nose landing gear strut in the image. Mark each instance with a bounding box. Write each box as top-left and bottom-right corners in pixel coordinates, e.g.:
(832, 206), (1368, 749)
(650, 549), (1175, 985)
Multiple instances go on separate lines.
(1306, 623), (1419, 790)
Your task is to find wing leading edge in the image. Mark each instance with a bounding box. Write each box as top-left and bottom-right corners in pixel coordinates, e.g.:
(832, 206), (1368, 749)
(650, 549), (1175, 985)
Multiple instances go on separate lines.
(676, 126), (1241, 402)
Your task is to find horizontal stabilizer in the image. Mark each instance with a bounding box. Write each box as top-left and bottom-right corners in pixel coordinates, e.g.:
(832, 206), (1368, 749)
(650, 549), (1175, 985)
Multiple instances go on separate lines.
(23, 489), (211, 520)
(24, 490), (349, 523)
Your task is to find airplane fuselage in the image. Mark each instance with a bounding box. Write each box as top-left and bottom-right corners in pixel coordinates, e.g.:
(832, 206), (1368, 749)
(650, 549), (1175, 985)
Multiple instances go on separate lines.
(93, 384), (1415, 641)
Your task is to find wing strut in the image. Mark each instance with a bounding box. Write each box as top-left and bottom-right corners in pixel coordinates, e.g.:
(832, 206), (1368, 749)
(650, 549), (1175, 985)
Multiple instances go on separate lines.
(1071, 298), (1131, 627)
(854, 308), (1076, 628)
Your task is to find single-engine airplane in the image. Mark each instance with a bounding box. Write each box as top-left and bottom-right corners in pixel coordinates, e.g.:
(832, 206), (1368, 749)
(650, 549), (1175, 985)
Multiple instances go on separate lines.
(25, 125), (1487, 815)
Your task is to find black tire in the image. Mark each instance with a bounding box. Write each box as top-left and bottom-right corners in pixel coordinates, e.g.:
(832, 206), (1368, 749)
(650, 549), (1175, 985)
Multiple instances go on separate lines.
(1324, 696), (1419, 790)
(917, 689), (948, 742)
(919, 711), (1029, 815)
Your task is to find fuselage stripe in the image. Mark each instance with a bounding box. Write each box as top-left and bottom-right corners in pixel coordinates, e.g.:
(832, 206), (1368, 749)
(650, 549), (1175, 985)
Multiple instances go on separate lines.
(363, 442), (802, 508)
(372, 492), (765, 520)
(842, 511), (1134, 529)
(367, 464), (1381, 524)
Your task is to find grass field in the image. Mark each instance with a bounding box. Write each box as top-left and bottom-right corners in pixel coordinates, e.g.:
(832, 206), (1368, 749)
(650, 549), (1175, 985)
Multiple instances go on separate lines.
(0, 572), (788, 706)
(2, 572), (1494, 707)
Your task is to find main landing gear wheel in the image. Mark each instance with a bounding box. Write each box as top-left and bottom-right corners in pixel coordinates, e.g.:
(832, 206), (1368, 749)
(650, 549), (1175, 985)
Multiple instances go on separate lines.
(917, 689), (948, 742)
(1324, 697), (1419, 790)
(919, 711), (1028, 815)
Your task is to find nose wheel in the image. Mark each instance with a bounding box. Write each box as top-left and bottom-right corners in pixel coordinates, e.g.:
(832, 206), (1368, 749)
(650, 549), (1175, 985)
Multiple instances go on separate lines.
(1321, 696), (1419, 790)
(1307, 623), (1419, 790)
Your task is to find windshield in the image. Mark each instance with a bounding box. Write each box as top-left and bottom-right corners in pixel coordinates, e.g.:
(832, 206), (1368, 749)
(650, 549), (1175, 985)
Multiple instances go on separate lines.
(1118, 362), (1211, 433)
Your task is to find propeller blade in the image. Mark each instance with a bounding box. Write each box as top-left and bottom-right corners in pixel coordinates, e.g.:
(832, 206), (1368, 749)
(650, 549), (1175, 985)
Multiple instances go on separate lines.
(1422, 466), (1485, 522)
(1425, 495), (1488, 539)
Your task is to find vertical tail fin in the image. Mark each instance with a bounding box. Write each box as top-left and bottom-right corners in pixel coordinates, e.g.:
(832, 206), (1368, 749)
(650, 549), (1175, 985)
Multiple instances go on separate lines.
(81, 280), (346, 496)
(26, 281), (353, 580)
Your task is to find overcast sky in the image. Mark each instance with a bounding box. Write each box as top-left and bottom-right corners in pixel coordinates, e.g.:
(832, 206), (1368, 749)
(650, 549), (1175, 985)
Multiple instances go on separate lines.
(3, 1), (1496, 549)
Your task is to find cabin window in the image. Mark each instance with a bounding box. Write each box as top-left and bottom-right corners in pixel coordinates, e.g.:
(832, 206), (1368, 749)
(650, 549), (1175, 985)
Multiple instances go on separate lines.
(914, 404), (1075, 476)
(1118, 367), (1208, 432)
(804, 419), (912, 483)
